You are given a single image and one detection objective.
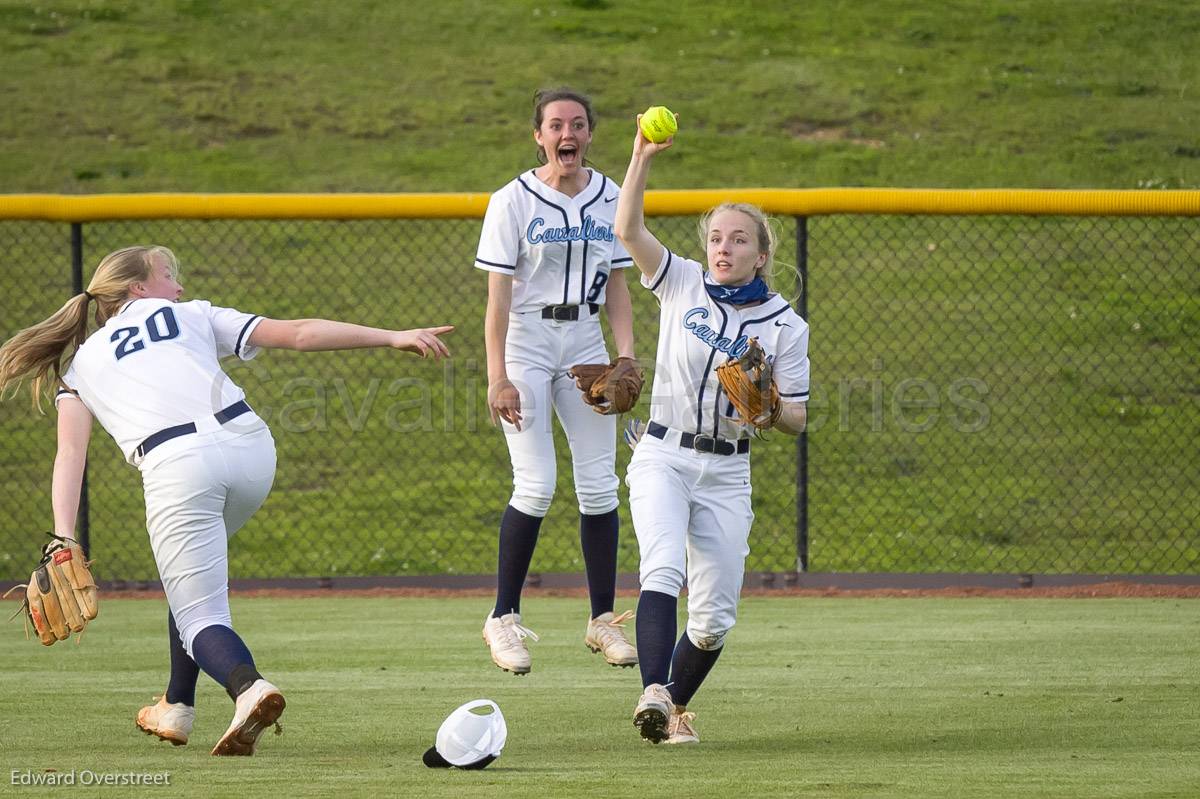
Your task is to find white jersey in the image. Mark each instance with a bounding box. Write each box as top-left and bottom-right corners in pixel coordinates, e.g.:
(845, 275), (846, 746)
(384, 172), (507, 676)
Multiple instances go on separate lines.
(474, 168), (632, 313)
(642, 249), (810, 440)
(55, 297), (264, 463)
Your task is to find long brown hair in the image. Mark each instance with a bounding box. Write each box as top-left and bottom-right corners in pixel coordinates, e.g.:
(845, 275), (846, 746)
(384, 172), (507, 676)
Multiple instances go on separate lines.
(0, 245), (178, 408)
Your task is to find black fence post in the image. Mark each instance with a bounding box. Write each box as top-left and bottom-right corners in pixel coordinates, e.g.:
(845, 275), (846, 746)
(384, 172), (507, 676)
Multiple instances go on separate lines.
(794, 215), (809, 572)
(70, 222), (90, 558)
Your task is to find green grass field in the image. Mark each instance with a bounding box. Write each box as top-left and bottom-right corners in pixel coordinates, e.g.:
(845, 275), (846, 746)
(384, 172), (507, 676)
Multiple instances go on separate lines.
(0, 0), (1197, 192)
(0, 7), (1196, 795)
(0, 595), (1197, 798)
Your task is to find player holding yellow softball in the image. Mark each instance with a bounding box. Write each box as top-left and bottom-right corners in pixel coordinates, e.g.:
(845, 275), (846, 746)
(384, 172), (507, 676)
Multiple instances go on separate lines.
(615, 109), (810, 744)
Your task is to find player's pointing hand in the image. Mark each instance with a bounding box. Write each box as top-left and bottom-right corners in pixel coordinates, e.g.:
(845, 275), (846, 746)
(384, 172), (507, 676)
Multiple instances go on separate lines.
(393, 325), (455, 359)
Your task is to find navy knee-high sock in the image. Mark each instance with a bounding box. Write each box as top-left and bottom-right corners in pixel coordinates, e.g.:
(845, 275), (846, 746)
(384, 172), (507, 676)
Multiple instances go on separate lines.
(190, 624), (262, 701)
(165, 611), (199, 706)
(635, 590), (677, 687)
(494, 505), (544, 617)
(579, 509), (618, 619)
(667, 633), (724, 707)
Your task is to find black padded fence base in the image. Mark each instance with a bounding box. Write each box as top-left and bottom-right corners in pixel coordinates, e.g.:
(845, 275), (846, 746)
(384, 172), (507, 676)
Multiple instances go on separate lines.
(4, 572), (1196, 596)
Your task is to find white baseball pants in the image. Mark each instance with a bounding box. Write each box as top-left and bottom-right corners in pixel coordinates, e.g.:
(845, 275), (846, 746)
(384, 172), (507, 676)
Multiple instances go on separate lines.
(500, 311), (618, 516)
(139, 420), (276, 657)
(626, 428), (753, 649)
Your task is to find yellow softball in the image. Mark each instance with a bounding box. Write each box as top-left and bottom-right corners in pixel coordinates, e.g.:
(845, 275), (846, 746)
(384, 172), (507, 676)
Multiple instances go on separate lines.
(639, 106), (677, 143)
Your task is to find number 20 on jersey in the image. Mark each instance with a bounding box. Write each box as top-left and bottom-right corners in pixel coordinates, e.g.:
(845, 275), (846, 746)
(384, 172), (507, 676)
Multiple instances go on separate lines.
(111, 306), (180, 360)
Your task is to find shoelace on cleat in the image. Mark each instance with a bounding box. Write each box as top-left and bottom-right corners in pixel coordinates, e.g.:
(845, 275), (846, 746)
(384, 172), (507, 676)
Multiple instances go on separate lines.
(591, 610), (635, 648)
(496, 617), (539, 647)
(669, 711), (697, 737)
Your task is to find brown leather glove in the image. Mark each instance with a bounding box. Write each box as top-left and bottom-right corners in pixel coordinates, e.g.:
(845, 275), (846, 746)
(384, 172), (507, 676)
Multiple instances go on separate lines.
(715, 338), (781, 430)
(5, 534), (98, 646)
(569, 357), (644, 415)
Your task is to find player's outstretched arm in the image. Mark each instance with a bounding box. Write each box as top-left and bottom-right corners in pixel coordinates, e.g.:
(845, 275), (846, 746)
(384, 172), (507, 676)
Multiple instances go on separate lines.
(51, 398), (93, 541)
(613, 114), (673, 278)
(248, 319), (453, 359)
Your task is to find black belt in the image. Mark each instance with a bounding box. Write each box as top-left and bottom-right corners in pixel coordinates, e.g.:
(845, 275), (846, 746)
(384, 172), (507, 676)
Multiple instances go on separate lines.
(541, 302), (599, 321)
(135, 400), (252, 458)
(646, 421), (749, 456)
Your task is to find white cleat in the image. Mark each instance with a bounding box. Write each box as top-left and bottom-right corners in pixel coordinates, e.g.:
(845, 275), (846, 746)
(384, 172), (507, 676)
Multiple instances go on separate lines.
(136, 696), (194, 746)
(663, 708), (700, 744)
(633, 683), (673, 743)
(211, 679), (285, 756)
(482, 611), (539, 675)
(585, 610), (638, 667)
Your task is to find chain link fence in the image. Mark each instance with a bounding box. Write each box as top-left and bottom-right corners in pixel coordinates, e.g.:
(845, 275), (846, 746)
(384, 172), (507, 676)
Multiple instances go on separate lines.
(1, 206), (1196, 580)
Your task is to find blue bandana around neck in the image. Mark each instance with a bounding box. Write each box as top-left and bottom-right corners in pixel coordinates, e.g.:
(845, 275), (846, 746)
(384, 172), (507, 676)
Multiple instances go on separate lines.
(705, 275), (770, 305)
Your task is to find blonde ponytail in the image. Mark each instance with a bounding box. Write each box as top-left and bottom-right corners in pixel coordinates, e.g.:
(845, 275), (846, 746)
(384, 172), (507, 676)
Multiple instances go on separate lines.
(0, 294), (93, 408)
(0, 245), (178, 409)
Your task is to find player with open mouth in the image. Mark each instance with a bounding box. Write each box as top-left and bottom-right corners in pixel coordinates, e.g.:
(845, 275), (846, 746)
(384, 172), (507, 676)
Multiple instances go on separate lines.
(474, 88), (641, 675)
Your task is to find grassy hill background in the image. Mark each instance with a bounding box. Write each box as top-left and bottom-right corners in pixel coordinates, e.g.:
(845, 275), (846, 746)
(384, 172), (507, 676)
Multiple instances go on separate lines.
(1, 0), (1198, 193)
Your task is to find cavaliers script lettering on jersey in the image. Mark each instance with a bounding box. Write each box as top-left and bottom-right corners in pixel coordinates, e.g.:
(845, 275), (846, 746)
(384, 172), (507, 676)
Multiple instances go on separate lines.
(474, 169), (632, 311)
(641, 249), (809, 440)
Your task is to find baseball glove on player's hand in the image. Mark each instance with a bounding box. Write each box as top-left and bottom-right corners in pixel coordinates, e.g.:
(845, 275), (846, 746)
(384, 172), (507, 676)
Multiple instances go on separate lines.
(4, 534), (98, 646)
(715, 337), (781, 431)
(569, 357), (644, 415)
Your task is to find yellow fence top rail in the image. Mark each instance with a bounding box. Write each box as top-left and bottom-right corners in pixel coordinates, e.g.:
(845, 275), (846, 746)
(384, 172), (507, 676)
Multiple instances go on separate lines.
(0, 189), (1197, 221)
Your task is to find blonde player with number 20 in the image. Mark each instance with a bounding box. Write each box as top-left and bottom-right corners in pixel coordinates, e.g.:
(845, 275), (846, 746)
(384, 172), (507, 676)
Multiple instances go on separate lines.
(0, 245), (453, 755)
(475, 88), (639, 675)
(614, 111), (810, 744)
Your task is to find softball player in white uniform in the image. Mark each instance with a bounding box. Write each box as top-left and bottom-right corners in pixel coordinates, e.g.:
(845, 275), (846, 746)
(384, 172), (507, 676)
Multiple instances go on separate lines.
(614, 118), (810, 744)
(476, 88), (638, 674)
(0, 245), (452, 755)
